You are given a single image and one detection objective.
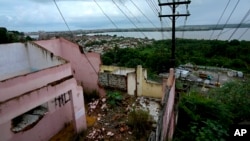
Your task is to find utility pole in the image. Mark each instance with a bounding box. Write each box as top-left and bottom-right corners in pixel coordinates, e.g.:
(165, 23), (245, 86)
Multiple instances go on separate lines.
(158, 0), (191, 68)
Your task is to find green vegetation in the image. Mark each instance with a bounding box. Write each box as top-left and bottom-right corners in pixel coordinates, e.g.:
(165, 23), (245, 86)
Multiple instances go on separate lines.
(102, 39), (250, 73)
(174, 80), (250, 140)
(0, 27), (33, 43)
(106, 91), (123, 107)
(101, 38), (250, 140)
(208, 80), (250, 123)
(127, 109), (152, 139)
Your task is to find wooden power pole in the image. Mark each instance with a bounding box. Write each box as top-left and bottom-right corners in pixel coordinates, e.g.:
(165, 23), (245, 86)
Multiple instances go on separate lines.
(158, 0), (191, 68)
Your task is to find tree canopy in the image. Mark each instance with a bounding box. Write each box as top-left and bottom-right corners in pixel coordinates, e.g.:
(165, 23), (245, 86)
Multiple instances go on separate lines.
(0, 27), (33, 44)
(174, 79), (250, 140)
(101, 39), (250, 73)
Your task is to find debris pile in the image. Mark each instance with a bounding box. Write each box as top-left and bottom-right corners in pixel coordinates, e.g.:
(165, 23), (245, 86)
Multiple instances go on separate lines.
(85, 95), (157, 140)
(87, 97), (107, 115)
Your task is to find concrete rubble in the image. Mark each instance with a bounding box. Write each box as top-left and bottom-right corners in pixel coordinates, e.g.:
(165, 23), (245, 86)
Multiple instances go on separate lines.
(86, 95), (160, 140)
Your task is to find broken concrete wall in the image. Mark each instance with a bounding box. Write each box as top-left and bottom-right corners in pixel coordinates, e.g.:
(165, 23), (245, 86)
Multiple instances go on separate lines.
(127, 72), (136, 96)
(142, 80), (162, 98)
(0, 62), (86, 141)
(0, 42), (65, 81)
(27, 42), (66, 72)
(100, 65), (164, 98)
(136, 65), (162, 98)
(0, 77), (86, 141)
(98, 73), (127, 91)
(0, 43), (29, 81)
(34, 38), (105, 96)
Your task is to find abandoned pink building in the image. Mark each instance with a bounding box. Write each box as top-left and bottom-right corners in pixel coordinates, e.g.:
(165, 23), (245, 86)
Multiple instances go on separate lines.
(34, 38), (105, 96)
(0, 38), (103, 141)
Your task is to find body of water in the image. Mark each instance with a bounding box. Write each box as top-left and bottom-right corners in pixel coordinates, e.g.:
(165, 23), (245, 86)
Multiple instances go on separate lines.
(88, 28), (250, 41)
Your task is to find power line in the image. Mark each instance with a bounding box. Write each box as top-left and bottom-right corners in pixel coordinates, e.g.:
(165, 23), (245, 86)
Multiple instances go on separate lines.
(120, 0), (142, 25)
(216, 0), (240, 40)
(238, 26), (249, 40)
(53, 0), (72, 35)
(53, 0), (99, 75)
(149, 0), (160, 13)
(238, 20), (250, 40)
(93, 0), (125, 36)
(228, 8), (250, 40)
(129, 0), (158, 28)
(146, 0), (159, 16)
(181, 3), (190, 39)
(158, 0), (191, 67)
(111, 0), (147, 38)
(128, 0), (170, 39)
(158, 0), (171, 39)
(209, 0), (231, 40)
(182, 17), (188, 39)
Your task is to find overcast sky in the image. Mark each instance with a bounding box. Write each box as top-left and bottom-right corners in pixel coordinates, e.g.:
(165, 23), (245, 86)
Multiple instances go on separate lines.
(0, 0), (249, 32)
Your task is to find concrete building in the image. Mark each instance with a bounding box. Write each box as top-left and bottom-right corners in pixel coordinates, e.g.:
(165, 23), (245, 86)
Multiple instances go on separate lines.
(0, 41), (88, 141)
(35, 38), (105, 96)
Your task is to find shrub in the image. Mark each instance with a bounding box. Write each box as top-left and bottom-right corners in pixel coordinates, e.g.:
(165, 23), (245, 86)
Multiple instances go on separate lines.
(209, 80), (250, 123)
(174, 92), (232, 141)
(106, 91), (122, 107)
(127, 109), (152, 139)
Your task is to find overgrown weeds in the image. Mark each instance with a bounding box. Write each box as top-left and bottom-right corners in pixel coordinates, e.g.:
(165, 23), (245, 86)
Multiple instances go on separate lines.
(107, 91), (123, 107)
(127, 108), (152, 139)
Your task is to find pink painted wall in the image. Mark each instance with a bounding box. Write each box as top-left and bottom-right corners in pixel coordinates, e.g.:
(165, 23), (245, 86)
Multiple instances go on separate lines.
(0, 78), (86, 141)
(161, 69), (176, 141)
(0, 63), (72, 103)
(0, 41), (87, 141)
(0, 42), (65, 81)
(34, 38), (105, 96)
(168, 110), (176, 140)
(0, 102), (72, 141)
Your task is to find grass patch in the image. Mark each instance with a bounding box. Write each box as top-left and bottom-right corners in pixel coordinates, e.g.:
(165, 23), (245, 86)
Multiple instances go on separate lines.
(127, 109), (152, 139)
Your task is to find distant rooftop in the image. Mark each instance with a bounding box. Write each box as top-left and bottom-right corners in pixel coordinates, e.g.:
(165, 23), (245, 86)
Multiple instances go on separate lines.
(0, 42), (66, 81)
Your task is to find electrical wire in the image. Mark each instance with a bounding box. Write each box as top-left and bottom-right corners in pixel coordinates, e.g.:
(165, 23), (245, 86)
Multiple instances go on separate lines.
(228, 8), (250, 40)
(182, 17), (187, 39)
(209, 0), (231, 40)
(53, 0), (98, 75)
(111, 0), (147, 38)
(93, 0), (125, 37)
(129, 0), (158, 28)
(238, 19), (250, 40)
(181, 3), (190, 39)
(238, 27), (249, 40)
(216, 0), (240, 40)
(53, 0), (72, 35)
(120, 0), (142, 25)
(146, 0), (159, 16)
(149, 0), (160, 13)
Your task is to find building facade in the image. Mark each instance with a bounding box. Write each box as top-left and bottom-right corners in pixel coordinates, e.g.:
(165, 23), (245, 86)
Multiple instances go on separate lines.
(0, 41), (87, 141)
(35, 37), (105, 96)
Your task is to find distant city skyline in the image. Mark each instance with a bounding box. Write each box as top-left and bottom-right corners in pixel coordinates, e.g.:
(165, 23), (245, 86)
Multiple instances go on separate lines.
(0, 0), (249, 32)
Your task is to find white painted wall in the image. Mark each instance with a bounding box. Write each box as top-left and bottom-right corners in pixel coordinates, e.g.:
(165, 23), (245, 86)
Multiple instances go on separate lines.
(0, 42), (66, 81)
(27, 43), (66, 71)
(112, 68), (135, 76)
(127, 72), (136, 96)
(0, 43), (30, 81)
